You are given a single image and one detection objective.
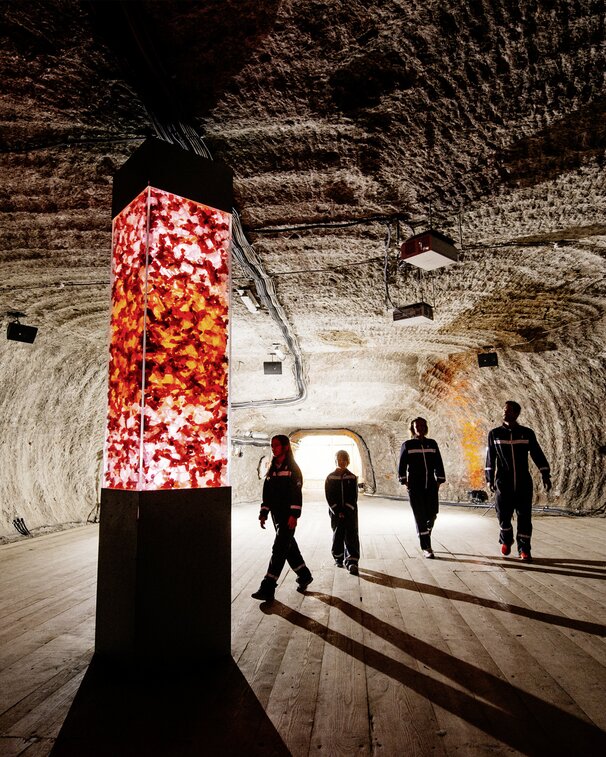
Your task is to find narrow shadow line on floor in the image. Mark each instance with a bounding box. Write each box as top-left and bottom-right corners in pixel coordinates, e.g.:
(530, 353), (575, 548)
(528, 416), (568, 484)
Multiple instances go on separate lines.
(359, 568), (606, 637)
(433, 553), (606, 580)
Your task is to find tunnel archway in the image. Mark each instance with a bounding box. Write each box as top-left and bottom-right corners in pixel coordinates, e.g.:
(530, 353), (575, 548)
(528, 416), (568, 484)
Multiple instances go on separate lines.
(289, 429), (375, 493)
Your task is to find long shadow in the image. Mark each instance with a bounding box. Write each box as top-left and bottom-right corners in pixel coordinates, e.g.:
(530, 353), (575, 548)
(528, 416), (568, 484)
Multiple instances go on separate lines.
(262, 597), (606, 757)
(360, 568), (606, 637)
(435, 553), (606, 580)
(49, 655), (289, 757)
(524, 556), (606, 574)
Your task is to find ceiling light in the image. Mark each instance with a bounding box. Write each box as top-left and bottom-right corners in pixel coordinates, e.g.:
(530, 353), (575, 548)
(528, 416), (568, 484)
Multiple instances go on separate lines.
(399, 229), (459, 270)
(237, 287), (260, 313)
(271, 343), (286, 361)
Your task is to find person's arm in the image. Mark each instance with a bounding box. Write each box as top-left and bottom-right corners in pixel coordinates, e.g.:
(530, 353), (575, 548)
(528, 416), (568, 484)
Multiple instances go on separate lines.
(528, 429), (552, 491)
(342, 472), (357, 515)
(434, 441), (446, 486)
(485, 431), (496, 492)
(398, 443), (408, 486)
(325, 474), (341, 516)
(288, 463), (303, 528)
(259, 476), (271, 528)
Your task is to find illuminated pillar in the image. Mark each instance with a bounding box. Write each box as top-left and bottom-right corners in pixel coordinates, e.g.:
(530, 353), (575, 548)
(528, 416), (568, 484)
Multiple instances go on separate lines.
(95, 139), (233, 668)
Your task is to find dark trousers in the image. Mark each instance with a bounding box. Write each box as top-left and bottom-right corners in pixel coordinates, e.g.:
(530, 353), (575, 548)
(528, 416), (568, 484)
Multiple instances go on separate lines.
(495, 482), (533, 553)
(330, 512), (360, 566)
(408, 485), (439, 550)
(264, 515), (310, 585)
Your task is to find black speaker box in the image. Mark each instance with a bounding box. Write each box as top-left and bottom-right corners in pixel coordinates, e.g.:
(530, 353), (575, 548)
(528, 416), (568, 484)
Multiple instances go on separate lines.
(263, 361), (282, 375)
(478, 352), (498, 367)
(7, 322), (38, 343)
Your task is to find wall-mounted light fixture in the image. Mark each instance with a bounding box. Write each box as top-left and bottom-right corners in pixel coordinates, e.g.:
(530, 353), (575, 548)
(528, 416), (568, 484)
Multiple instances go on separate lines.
(237, 287), (261, 313)
(271, 343), (286, 361)
(6, 311), (38, 343)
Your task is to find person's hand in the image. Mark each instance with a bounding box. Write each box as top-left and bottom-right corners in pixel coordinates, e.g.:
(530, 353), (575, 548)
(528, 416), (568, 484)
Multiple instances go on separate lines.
(259, 517), (267, 529)
(399, 477), (408, 487)
(338, 512), (345, 519)
(489, 483), (496, 493)
(542, 475), (552, 492)
(287, 515), (297, 530)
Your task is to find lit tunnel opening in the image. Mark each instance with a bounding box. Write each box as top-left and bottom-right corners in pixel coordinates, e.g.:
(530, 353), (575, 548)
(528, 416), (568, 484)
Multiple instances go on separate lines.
(291, 431), (364, 493)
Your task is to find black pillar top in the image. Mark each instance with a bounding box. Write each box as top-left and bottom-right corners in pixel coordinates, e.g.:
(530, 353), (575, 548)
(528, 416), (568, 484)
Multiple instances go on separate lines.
(112, 138), (233, 218)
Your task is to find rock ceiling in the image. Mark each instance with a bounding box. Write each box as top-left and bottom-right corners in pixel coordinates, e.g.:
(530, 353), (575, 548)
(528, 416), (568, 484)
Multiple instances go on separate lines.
(0, 0), (605, 535)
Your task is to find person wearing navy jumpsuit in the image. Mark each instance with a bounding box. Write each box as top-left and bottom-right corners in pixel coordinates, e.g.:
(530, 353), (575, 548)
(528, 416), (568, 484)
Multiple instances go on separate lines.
(486, 401), (552, 562)
(398, 417), (445, 558)
(251, 434), (313, 601)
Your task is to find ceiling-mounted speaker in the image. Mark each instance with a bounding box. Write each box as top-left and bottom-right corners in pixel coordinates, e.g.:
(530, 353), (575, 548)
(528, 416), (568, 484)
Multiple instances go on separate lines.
(478, 352), (498, 367)
(7, 322), (38, 343)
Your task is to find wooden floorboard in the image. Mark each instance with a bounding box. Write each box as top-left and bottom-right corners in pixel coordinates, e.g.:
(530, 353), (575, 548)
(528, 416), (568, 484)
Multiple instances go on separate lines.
(0, 496), (605, 756)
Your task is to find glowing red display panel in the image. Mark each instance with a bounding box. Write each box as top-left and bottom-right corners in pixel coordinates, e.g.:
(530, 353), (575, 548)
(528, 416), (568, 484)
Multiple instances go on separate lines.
(103, 186), (231, 490)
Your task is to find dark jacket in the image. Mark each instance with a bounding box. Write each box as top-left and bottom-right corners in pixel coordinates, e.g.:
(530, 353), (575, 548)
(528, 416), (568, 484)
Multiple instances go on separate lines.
(259, 457), (303, 522)
(485, 423), (550, 491)
(325, 467), (358, 517)
(398, 438), (445, 490)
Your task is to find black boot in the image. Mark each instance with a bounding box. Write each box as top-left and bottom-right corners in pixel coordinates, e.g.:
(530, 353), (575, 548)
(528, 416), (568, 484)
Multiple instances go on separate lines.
(420, 533), (434, 559)
(251, 577), (276, 601)
(296, 567), (313, 593)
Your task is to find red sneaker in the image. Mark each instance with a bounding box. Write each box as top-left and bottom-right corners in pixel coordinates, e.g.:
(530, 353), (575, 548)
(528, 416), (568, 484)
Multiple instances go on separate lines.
(519, 551), (532, 562)
(501, 544), (511, 556)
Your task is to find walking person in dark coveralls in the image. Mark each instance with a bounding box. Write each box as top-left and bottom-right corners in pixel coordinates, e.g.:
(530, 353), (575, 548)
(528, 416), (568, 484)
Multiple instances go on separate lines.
(486, 401), (552, 562)
(325, 450), (360, 575)
(398, 417), (445, 558)
(251, 435), (313, 601)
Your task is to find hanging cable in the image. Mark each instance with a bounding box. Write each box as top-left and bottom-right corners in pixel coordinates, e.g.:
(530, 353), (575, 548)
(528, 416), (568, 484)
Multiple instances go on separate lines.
(250, 213), (415, 234)
(383, 223), (394, 310)
(458, 206), (464, 250)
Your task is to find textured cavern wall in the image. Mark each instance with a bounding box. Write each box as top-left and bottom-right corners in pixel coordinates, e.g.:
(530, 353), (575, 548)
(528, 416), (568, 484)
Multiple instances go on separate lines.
(0, 331), (107, 539)
(230, 440), (271, 506)
(2, 322), (604, 542)
(303, 330), (606, 512)
(404, 332), (606, 511)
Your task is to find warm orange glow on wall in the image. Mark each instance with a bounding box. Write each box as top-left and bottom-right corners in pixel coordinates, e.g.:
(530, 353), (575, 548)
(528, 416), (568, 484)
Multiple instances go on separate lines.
(459, 418), (485, 489)
(103, 186), (231, 490)
(428, 356), (486, 490)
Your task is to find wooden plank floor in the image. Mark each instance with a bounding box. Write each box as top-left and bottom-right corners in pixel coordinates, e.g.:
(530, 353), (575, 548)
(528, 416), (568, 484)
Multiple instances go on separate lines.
(1, 495), (605, 756)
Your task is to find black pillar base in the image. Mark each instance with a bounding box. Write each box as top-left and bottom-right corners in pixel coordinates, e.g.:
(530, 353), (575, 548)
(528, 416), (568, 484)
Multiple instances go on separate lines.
(95, 487), (231, 669)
